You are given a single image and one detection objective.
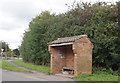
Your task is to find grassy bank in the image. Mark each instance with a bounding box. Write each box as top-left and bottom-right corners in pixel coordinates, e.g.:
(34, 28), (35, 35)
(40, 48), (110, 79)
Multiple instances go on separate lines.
(12, 60), (50, 74)
(0, 60), (31, 72)
(12, 60), (119, 81)
(74, 71), (118, 81)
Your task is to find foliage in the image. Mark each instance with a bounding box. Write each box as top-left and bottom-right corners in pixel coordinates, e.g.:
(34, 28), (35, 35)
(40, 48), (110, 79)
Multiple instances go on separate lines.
(6, 49), (12, 57)
(0, 41), (11, 57)
(0, 41), (9, 52)
(12, 60), (50, 74)
(93, 66), (120, 76)
(74, 71), (118, 81)
(20, 2), (120, 71)
(13, 49), (20, 57)
(0, 60), (31, 72)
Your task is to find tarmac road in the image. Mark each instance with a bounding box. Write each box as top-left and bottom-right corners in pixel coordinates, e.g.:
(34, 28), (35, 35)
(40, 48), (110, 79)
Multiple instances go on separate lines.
(1, 69), (74, 81)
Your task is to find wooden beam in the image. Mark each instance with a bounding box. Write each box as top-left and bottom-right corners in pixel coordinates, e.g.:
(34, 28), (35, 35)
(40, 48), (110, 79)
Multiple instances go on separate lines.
(49, 42), (73, 47)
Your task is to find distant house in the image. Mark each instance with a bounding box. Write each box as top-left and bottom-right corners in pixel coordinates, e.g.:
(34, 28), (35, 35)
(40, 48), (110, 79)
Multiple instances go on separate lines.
(48, 35), (93, 76)
(0, 51), (5, 57)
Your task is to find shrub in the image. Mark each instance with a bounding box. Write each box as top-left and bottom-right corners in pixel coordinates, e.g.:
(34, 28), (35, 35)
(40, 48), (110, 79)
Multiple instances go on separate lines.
(20, 2), (120, 71)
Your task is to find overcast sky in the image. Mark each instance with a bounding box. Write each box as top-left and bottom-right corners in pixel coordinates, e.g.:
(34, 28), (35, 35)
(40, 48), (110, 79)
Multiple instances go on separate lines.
(0, 0), (118, 49)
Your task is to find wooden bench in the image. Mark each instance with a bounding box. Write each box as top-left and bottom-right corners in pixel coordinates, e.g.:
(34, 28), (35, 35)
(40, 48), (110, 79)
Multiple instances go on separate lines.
(62, 67), (74, 75)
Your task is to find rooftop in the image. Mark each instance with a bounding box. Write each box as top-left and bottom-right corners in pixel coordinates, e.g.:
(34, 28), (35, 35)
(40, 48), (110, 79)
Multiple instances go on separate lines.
(48, 35), (87, 46)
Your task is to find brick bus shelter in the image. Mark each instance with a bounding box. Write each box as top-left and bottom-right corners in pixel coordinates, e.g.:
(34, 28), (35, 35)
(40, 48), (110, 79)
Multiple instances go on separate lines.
(48, 35), (93, 76)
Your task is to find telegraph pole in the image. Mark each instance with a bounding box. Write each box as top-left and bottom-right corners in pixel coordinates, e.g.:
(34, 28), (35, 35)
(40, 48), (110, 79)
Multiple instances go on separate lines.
(5, 43), (7, 59)
(0, 41), (4, 59)
(11, 49), (13, 59)
(0, 42), (2, 59)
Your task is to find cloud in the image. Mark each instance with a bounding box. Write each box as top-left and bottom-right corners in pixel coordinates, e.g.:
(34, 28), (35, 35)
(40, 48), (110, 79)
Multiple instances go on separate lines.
(0, 0), (118, 49)
(0, 0), (71, 31)
(0, 0), (38, 21)
(0, 28), (25, 49)
(0, 14), (29, 31)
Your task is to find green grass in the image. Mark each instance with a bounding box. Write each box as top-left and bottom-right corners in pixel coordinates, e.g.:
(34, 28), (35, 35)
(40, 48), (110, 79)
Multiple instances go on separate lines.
(0, 60), (31, 72)
(12, 60), (50, 74)
(11, 60), (119, 81)
(74, 71), (118, 81)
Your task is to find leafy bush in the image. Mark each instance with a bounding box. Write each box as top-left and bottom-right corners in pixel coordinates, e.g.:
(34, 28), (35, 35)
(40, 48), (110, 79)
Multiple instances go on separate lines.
(20, 1), (120, 71)
(74, 71), (118, 81)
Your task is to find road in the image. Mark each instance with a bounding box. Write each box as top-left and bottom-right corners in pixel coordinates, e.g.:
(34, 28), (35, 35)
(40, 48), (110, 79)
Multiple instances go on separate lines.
(1, 69), (74, 81)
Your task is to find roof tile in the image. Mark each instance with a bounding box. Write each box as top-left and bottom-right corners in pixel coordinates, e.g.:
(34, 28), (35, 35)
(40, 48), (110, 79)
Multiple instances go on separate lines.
(48, 35), (87, 45)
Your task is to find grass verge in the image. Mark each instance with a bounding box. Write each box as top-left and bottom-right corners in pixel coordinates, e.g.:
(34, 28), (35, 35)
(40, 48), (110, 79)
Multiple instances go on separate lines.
(12, 60), (119, 81)
(12, 60), (50, 74)
(0, 60), (31, 72)
(74, 71), (118, 81)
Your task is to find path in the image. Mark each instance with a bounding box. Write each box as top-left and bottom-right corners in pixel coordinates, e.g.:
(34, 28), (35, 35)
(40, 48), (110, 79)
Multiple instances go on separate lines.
(3, 60), (75, 81)
(5, 60), (33, 72)
(2, 69), (75, 81)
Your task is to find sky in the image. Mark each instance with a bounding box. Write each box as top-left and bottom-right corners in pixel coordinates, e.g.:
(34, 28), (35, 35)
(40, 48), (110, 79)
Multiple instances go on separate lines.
(0, 0), (118, 49)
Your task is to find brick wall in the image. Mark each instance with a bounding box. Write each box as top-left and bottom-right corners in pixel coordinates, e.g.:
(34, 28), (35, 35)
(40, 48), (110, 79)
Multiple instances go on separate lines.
(49, 45), (74, 73)
(64, 45), (74, 68)
(73, 37), (93, 76)
(49, 37), (93, 76)
(50, 46), (66, 73)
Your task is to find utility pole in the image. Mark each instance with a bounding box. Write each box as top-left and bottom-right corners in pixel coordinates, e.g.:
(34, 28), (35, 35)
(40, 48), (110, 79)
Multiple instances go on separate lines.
(0, 41), (4, 59)
(5, 43), (7, 59)
(0, 42), (2, 59)
(11, 49), (13, 59)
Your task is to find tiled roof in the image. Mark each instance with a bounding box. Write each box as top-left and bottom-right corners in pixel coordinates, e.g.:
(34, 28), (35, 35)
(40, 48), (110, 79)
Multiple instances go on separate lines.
(48, 35), (87, 45)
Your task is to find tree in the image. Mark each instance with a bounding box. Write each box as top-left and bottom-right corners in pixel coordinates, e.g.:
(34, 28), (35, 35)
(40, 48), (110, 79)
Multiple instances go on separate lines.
(13, 49), (20, 58)
(20, 2), (120, 71)
(0, 41), (9, 52)
(0, 41), (10, 57)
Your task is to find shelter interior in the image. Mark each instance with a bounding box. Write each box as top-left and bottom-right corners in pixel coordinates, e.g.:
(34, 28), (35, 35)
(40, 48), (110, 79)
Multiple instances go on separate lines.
(51, 44), (74, 75)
